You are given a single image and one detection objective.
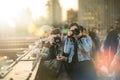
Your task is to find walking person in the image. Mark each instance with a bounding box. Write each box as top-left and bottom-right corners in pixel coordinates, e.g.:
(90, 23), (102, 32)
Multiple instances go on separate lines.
(103, 18), (120, 71)
(111, 32), (120, 80)
(89, 27), (101, 59)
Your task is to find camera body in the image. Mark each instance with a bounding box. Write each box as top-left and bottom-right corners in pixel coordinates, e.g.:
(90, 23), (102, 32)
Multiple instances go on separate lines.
(71, 28), (80, 35)
(53, 36), (61, 45)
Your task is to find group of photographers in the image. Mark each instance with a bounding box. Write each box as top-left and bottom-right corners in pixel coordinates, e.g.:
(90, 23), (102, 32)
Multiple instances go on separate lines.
(35, 23), (97, 80)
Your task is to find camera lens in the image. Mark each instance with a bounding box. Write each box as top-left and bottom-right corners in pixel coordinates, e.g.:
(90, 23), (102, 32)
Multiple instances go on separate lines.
(72, 29), (80, 35)
(54, 36), (61, 44)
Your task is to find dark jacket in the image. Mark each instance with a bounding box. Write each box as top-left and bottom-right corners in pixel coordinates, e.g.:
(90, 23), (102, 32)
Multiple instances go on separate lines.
(35, 44), (63, 80)
(104, 28), (120, 55)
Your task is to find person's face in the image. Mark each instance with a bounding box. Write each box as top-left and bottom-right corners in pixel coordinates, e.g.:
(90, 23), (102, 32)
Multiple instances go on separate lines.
(93, 29), (99, 34)
(109, 28), (113, 32)
(93, 29), (96, 33)
(68, 26), (78, 37)
(115, 21), (120, 28)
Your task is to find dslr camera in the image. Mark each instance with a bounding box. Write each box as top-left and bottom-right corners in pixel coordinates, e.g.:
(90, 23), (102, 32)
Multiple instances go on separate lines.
(53, 36), (61, 45)
(71, 28), (80, 35)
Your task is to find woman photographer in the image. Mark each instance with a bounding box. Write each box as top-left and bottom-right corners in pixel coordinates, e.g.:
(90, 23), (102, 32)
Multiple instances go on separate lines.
(35, 28), (66, 80)
(62, 23), (97, 80)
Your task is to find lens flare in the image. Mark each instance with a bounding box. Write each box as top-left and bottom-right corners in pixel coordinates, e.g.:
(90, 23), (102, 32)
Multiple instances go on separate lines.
(94, 50), (115, 75)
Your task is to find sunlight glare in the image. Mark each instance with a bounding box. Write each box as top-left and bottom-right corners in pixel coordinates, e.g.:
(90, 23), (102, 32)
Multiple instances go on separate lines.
(28, 0), (47, 19)
(0, 0), (26, 27)
(60, 0), (78, 21)
(0, 0), (47, 27)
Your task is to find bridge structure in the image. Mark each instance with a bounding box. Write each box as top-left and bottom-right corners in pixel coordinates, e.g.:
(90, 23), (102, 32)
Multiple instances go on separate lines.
(0, 37), (41, 80)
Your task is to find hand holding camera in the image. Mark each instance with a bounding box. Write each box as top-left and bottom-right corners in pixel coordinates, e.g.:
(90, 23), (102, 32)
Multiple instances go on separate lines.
(49, 36), (61, 45)
(72, 28), (88, 39)
(71, 28), (80, 35)
(51, 36), (61, 45)
(56, 55), (67, 61)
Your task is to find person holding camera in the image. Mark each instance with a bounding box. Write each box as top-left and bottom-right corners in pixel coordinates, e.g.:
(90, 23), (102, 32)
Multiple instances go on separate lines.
(35, 28), (66, 80)
(62, 23), (97, 80)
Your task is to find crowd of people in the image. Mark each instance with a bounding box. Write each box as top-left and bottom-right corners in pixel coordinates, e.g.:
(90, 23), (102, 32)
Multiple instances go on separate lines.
(32, 18), (120, 80)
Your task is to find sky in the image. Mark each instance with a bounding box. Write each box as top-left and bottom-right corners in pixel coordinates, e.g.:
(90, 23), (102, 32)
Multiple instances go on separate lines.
(60, 0), (78, 21)
(0, 0), (78, 27)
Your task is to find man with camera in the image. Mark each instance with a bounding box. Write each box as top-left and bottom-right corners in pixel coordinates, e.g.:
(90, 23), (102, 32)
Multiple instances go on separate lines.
(35, 28), (66, 80)
(62, 23), (97, 80)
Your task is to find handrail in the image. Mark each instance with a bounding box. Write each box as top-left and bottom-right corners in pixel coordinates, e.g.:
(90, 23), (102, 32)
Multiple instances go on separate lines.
(0, 48), (32, 78)
(25, 48), (42, 80)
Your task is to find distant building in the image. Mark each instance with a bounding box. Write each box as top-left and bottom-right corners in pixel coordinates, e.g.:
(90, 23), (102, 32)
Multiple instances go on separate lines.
(104, 0), (120, 27)
(78, 0), (120, 28)
(46, 0), (62, 25)
(78, 0), (120, 37)
(66, 9), (78, 23)
(78, 0), (104, 27)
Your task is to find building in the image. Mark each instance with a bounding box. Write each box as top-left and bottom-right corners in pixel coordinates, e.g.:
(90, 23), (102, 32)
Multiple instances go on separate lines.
(78, 0), (120, 29)
(46, 0), (62, 25)
(66, 9), (78, 23)
(104, 0), (120, 28)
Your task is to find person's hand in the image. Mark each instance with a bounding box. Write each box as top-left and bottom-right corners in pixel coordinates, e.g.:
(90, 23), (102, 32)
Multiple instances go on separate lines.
(56, 56), (61, 60)
(56, 56), (67, 61)
(49, 38), (54, 45)
(44, 42), (50, 47)
(45, 36), (54, 45)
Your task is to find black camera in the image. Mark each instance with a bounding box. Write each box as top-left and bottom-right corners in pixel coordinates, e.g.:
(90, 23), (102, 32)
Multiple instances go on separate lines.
(72, 29), (80, 35)
(53, 36), (61, 44)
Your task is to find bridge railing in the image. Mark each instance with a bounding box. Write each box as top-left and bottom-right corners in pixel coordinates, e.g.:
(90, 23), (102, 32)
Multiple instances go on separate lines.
(0, 38), (42, 80)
